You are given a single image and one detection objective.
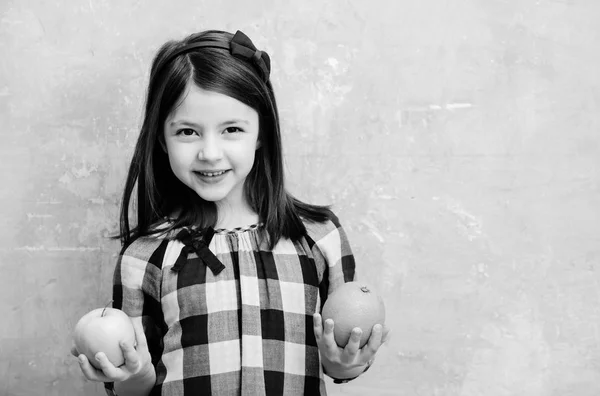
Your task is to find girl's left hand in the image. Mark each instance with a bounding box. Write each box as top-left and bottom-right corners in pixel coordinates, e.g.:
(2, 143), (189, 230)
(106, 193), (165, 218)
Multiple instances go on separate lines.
(313, 313), (391, 380)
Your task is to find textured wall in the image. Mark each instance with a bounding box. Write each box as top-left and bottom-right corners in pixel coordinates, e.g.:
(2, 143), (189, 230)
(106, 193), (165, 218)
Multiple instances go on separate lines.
(1, 0), (599, 395)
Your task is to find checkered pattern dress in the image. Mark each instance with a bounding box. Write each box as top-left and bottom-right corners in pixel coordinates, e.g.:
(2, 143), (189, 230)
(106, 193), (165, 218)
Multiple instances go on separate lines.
(105, 214), (356, 395)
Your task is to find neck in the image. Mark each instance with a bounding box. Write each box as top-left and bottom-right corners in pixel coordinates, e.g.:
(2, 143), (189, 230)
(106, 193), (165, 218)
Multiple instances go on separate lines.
(215, 199), (260, 230)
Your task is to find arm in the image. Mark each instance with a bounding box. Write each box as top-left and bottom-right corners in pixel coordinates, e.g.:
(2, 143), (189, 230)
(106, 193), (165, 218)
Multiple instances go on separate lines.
(75, 248), (158, 396)
(309, 215), (390, 382)
(70, 238), (163, 395)
(107, 240), (164, 395)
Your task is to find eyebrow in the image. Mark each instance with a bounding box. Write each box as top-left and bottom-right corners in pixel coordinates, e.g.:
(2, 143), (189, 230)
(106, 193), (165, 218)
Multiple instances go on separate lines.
(168, 119), (250, 128)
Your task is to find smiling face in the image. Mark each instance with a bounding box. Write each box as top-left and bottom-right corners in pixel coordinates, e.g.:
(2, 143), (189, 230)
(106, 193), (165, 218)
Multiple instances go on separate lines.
(163, 83), (260, 211)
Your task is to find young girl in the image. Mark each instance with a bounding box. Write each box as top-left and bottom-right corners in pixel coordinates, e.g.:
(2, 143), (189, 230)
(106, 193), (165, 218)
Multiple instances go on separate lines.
(73, 29), (390, 396)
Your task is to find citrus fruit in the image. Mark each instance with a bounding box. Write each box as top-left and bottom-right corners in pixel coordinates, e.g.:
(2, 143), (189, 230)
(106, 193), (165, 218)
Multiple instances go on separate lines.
(321, 282), (386, 348)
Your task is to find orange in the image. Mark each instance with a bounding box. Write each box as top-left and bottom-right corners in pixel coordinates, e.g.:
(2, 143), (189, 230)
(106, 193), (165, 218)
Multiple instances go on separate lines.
(321, 282), (386, 348)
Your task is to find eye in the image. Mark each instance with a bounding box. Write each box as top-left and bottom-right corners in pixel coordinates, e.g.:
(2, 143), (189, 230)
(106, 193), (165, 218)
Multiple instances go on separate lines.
(177, 128), (197, 136)
(224, 126), (243, 134)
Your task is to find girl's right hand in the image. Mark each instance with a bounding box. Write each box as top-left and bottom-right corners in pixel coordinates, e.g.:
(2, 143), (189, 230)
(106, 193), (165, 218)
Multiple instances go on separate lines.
(71, 319), (152, 383)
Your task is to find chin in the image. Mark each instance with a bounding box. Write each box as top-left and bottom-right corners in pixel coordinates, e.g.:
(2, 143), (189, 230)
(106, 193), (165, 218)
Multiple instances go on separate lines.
(194, 190), (229, 203)
(195, 193), (226, 202)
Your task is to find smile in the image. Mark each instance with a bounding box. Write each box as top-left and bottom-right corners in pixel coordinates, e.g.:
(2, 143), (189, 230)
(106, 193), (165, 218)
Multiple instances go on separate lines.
(197, 170), (228, 177)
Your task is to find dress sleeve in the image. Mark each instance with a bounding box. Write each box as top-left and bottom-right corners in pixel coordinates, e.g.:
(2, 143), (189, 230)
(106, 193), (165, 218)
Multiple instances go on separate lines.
(104, 236), (166, 394)
(305, 213), (357, 304)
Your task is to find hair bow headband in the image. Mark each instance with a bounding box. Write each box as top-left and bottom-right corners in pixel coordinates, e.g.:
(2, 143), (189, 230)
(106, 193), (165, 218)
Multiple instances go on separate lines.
(229, 31), (271, 81)
(159, 30), (271, 82)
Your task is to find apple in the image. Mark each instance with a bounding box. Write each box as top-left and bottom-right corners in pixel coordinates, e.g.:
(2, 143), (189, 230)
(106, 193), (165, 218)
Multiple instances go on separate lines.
(73, 305), (135, 369)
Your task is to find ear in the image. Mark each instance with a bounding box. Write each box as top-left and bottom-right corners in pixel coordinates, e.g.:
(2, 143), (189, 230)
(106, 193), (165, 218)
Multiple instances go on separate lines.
(255, 139), (262, 150)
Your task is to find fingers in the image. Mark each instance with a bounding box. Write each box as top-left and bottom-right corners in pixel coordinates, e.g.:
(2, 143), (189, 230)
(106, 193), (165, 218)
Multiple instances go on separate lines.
(322, 318), (339, 352)
(323, 318), (334, 338)
(313, 313), (323, 342)
(120, 341), (142, 374)
(77, 354), (110, 382)
(343, 327), (362, 357)
(76, 350), (136, 383)
(313, 313), (338, 356)
(360, 324), (384, 361)
(93, 352), (124, 380)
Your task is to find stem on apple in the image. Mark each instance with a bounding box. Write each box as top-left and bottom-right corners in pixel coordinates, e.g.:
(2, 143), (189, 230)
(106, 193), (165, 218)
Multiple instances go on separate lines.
(102, 300), (114, 317)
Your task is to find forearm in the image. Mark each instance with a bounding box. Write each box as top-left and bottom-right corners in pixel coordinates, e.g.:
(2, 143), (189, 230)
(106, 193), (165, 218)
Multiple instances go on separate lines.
(113, 363), (156, 396)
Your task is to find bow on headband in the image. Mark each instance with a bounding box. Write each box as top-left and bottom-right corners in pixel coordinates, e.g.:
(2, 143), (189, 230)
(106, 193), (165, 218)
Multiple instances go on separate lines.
(171, 227), (225, 275)
(229, 31), (271, 82)
(158, 30), (271, 82)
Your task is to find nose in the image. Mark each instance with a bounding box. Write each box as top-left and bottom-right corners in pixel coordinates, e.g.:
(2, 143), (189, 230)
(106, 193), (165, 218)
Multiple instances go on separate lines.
(198, 135), (223, 161)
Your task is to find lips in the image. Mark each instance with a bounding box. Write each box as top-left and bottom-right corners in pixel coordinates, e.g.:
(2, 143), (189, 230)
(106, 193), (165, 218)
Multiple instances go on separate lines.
(193, 169), (230, 184)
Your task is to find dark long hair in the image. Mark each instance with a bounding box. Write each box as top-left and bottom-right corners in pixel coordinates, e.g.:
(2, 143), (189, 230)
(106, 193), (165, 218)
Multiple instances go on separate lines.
(118, 30), (332, 249)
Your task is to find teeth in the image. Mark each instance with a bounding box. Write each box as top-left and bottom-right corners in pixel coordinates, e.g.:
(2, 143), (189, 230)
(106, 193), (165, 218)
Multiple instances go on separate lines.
(199, 170), (226, 177)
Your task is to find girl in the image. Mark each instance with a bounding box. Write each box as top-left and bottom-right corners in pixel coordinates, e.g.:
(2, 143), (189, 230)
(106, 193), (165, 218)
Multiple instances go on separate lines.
(73, 29), (390, 395)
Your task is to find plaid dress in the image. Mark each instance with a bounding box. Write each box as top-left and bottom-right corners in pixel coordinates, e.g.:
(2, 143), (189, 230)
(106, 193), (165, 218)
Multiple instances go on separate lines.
(105, 214), (356, 396)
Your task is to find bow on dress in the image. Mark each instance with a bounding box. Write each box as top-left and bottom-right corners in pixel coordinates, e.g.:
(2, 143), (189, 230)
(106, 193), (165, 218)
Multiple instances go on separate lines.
(171, 227), (225, 275)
